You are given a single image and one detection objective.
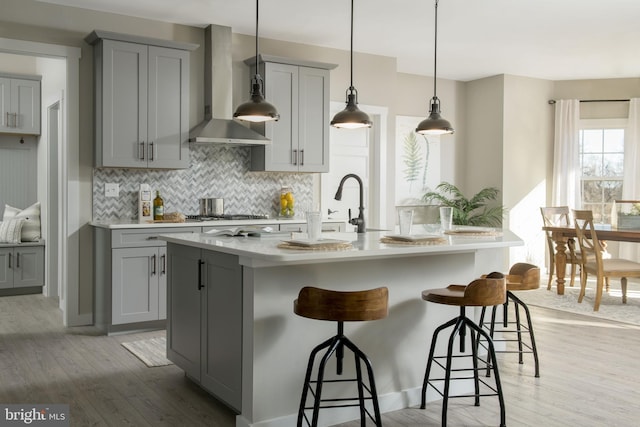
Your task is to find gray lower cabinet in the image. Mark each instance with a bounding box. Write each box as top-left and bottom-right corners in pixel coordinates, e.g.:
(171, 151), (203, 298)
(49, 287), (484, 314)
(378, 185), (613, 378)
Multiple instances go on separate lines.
(94, 226), (200, 333)
(0, 244), (45, 289)
(167, 244), (242, 413)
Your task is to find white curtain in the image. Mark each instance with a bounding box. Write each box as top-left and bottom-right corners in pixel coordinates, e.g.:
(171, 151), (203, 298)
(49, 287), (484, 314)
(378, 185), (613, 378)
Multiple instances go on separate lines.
(551, 99), (581, 208)
(620, 98), (640, 259)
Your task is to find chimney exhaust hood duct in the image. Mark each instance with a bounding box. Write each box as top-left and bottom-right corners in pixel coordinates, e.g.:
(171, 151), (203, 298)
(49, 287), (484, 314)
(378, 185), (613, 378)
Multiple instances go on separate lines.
(189, 24), (270, 145)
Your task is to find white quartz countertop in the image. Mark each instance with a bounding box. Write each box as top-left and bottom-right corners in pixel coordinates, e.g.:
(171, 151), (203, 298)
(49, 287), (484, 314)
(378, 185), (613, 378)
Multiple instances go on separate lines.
(160, 228), (523, 267)
(90, 218), (347, 229)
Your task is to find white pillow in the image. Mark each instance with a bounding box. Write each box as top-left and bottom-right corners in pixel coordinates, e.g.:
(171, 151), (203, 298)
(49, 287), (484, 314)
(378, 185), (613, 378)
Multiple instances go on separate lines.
(3, 202), (41, 242)
(0, 219), (25, 244)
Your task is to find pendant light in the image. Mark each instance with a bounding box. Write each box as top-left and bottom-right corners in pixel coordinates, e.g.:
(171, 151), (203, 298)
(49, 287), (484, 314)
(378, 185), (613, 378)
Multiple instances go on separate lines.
(416, 0), (454, 135)
(233, 0), (279, 123)
(330, 0), (372, 129)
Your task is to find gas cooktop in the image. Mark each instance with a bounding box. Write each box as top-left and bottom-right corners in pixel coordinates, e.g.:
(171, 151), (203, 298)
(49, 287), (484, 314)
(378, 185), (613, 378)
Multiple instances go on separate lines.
(186, 214), (270, 222)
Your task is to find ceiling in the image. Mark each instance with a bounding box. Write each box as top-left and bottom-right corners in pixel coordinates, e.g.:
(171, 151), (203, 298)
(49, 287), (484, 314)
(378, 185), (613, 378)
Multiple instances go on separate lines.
(37, 0), (640, 82)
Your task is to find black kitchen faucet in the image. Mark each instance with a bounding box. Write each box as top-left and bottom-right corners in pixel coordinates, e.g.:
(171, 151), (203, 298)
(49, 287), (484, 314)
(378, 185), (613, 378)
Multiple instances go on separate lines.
(334, 173), (366, 233)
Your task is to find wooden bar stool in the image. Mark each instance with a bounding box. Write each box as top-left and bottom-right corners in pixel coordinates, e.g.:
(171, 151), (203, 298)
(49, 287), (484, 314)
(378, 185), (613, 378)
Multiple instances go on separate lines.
(421, 273), (507, 427)
(294, 286), (389, 427)
(479, 263), (541, 378)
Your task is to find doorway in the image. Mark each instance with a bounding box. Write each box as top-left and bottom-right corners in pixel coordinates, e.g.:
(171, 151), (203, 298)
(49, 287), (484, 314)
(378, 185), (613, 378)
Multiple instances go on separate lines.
(321, 102), (388, 229)
(0, 37), (82, 326)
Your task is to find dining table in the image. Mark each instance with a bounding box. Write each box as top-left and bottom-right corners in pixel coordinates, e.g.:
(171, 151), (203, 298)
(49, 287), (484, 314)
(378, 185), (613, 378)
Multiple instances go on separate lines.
(542, 225), (640, 294)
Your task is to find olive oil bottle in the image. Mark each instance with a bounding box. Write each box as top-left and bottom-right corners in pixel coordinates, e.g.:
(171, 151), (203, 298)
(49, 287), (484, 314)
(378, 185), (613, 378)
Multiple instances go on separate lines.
(153, 191), (164, 220)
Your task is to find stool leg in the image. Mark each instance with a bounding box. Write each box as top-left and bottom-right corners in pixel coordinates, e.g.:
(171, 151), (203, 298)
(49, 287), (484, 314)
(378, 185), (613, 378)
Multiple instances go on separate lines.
(485, 305), (499, 378)
(466, 318), (507, 427)
(421, 316), (459, 409)
(442, 317), (465, 427)
(509, 292), (540, 378)
(469, 327), (481, 407)
(297, 336), (341, 427)
(343, 337), (383, 427)
(511, 293), (524, 365)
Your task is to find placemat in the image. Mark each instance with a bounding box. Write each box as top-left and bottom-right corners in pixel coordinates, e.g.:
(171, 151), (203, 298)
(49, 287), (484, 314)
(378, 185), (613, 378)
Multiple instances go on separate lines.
(277, 241), (353, 251)
(380, 236), (447, 245)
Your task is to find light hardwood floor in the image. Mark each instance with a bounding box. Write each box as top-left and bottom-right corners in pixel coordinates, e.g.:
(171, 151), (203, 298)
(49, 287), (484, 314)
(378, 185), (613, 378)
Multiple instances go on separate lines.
(1, 293), (639, 426)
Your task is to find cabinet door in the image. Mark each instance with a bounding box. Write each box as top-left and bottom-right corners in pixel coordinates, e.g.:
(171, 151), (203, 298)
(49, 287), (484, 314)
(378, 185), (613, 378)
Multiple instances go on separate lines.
(298, 67), (329, 172)
(147, 46), (189, 169)
(0, 247), (11, 289)
(101, 40), (148, 168)
(11, 79), (40, 135)
(166, 244), (202, 380)
(111, 247), (158, 325)
(13, 246), (44, 288)
(252, 62), (299, 172)
(0, 77), (11, 132)
(201, 250), (243, 412)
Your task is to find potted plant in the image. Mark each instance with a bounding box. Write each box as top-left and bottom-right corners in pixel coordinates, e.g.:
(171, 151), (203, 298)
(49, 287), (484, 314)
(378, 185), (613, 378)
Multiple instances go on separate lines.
(422, 182), (504, 227)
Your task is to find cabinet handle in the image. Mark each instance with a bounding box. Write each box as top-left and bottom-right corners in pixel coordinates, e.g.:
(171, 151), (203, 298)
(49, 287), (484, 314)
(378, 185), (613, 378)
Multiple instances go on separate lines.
(149, 141), (155, 161)
(300, 149), (304, 166)
(139, 141), (145, 160)
(161, 254), (166, 275)
(5, 112), (9, 128)
(292, 149), (298, 165)
(198, 260), (205, 290)
(151, 254), (156, 275)
(8, 253), (11, 269)
(16, 252), (20, 268)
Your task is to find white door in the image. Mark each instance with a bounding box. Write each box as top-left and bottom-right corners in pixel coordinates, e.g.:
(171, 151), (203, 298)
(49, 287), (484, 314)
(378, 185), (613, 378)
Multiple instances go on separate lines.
(321, 102), (387, 229)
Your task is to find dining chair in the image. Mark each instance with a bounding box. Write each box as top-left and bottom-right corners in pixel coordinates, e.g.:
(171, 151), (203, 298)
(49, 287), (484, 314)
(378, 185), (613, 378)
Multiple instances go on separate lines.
(573, 209), (640, 311)
(540, 206), (582, 290)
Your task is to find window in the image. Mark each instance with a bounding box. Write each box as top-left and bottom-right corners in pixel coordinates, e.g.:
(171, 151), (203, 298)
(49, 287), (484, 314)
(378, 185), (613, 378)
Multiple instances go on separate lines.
(579, 119), (626, 223)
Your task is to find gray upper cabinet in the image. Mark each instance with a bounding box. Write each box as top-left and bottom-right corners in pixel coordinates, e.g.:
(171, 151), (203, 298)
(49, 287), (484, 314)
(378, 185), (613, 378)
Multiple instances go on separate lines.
(0, 75), (41, 135)
(87, 31), (197, 169)
(247, 55), (336, 173)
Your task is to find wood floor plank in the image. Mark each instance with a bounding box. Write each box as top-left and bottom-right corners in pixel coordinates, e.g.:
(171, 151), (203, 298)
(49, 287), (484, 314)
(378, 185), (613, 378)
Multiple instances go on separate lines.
(2, 293), (640, 426)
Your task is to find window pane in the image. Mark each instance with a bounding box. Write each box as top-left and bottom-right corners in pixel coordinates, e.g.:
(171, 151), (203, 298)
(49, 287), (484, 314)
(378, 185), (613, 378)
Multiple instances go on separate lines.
(581, 153), (601, 176)
(603, 181), (623, 202)
(602, 153), (624, 176)
(604, 129), (624, 152)
(582, 181), (602, 203)
(582, 129), (603, 152)
(583, 203), (604, 223)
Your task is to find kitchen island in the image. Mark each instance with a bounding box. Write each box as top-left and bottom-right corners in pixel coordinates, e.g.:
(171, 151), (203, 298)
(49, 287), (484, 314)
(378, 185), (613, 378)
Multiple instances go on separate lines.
(161, 229), (522, 427)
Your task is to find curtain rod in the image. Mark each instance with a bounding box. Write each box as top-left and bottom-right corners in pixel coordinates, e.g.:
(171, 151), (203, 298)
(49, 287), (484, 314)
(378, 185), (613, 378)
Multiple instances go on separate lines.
(548, 99), (630, 105)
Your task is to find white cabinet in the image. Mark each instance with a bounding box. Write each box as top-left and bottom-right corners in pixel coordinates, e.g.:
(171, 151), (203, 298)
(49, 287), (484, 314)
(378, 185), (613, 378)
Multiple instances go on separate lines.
(87, 31), (196, 169)
(93, 226), (200, 334)
(247, 56), (336, 172)
(0, 75), (41, 135)
(0, 244), (44, 289)
(167, 245), (242, 412)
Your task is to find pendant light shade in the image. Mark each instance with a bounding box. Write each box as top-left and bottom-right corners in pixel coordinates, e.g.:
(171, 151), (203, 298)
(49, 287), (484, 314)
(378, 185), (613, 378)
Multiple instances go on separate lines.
(331, 0), (372, 129)
(234, 0), (279, 123)
(416, 0), (453, 135)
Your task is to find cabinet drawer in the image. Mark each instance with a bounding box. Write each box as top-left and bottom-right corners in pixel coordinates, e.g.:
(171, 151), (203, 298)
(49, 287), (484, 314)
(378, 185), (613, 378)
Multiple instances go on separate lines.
(111, 227), (200, 248)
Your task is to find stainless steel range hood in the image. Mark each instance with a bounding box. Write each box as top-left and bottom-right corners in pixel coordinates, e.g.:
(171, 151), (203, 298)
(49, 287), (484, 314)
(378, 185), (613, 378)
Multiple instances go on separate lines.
(189, 25), (270, 145)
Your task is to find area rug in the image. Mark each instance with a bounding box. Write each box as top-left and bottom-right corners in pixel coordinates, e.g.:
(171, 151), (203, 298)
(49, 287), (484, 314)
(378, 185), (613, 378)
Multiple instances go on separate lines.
(517, 278), (640, 326)
(122, 337), (173, 367)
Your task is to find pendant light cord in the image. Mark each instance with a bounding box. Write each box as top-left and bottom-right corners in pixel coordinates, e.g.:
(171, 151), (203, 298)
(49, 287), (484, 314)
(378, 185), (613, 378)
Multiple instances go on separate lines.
(255, 0), (260, 63)
(433, 0), (438, 98)
(349, 0), (354, 92)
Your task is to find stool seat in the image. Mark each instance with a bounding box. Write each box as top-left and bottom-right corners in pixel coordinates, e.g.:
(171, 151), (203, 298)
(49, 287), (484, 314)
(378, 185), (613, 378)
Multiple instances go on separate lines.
(422, 277), (506, 307)
(295, 286), (388, 322)
(503, 262), (541, 291)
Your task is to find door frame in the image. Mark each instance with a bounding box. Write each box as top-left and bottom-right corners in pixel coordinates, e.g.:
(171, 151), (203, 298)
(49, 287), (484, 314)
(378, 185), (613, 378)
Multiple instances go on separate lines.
(0, 37), (84, 326)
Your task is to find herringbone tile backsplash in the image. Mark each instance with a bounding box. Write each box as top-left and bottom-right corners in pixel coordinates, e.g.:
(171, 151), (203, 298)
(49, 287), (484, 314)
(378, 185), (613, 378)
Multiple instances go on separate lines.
(93, 145), (313, 221)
